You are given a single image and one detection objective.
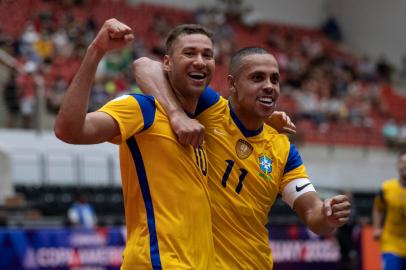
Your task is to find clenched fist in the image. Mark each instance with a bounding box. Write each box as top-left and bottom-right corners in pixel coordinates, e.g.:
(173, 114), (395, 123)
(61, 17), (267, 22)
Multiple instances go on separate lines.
(90, 18), (134, 54)
(323, 195), (351, 229)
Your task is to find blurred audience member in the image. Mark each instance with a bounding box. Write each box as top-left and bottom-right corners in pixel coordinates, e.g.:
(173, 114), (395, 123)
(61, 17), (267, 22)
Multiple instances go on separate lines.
(321, 15), (342, 42)
(0, 0), (405, 149)
(400, 55), (406, 80)
(382, 119), (399, 148)
(17, 62), (37, 129)
(397, 122), (406, 145)
(2, 70), (20, 128)
(68, 193), (97, 229)
(376, 55), (394, 82)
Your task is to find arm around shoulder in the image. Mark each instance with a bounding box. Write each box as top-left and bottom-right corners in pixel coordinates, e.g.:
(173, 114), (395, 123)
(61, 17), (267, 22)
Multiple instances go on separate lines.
(132, 57), (205, 147)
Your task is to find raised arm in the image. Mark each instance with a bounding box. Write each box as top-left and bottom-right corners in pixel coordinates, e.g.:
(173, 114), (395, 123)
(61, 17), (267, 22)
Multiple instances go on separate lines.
(133, 57), (205, 147)
(293, 192), (351, 235)
(54, 19), (134, 144)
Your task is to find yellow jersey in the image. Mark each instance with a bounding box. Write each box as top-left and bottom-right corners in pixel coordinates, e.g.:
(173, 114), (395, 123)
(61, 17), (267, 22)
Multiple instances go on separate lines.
(195, 88), (309, 269)
(99, 94), (215, 270)
(374, 179), (406, 257)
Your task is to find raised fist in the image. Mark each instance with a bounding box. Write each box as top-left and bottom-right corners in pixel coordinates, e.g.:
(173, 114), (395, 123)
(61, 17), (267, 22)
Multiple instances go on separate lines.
(90, 18), (134, 54)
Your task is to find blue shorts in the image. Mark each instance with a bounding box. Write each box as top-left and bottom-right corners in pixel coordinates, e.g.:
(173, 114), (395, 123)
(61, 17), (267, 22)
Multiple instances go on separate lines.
(382, 253), (406, 270)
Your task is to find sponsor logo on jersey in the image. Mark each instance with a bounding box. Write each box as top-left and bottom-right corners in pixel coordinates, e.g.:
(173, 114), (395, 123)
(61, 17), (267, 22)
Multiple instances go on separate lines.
(235, 139), (253, 159)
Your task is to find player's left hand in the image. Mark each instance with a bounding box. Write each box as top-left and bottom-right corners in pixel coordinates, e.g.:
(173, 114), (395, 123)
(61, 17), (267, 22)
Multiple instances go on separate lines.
(266, 111), (296, 134)
(323, 195), (351, 229)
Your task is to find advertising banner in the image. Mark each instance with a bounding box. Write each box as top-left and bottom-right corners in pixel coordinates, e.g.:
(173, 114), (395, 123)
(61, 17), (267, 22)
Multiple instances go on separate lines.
(0, 227), (126, 270)
(0, 225), (341, 270)
(270, 225), (341, 270)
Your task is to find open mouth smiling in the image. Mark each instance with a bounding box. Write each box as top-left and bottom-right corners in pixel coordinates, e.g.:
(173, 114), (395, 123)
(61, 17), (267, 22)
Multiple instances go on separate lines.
(257, 96), (274, 106)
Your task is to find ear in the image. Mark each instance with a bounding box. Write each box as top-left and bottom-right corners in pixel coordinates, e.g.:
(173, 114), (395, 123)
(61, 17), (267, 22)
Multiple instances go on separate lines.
(163, 55), (171, 72)
(227, 75), (236, 94)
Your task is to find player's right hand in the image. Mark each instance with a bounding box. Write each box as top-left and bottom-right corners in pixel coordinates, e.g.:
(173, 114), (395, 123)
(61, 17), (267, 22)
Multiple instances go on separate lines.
(170, 111), (205, 148)
(323, 195), (351, 229)
(90, 18), (134, 54)
(373, 228), (382, 240)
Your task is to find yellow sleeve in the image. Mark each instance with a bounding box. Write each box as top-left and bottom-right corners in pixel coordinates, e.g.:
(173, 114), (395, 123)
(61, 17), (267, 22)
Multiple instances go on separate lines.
(98, 94), (156, 144)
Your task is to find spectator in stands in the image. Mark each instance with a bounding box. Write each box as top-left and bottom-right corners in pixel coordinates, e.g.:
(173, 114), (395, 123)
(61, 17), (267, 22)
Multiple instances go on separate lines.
(17, 61), (37, 129)
(382, 118), (399, 148)
(321, 15), (342, 42)
(240, 5), (261, 31)
(358, 56), (376, 82)
(376, 55), (394, 82)
(397, 121), (406, 148)
(400, 55), (406, 80)
(373, 150), (406, 270)
(67, 192), (97, 229)
(2, 70), (20, 128)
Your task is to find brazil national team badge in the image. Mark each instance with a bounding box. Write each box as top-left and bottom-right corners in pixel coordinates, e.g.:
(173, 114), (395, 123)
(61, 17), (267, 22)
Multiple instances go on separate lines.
(235, 139), (253, 159)
(258, 155), (272, 181)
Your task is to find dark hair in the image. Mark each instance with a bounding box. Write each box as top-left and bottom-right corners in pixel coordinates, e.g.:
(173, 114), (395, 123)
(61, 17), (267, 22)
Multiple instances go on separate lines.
(165, 24), (213, 54)
(229, 47), (270, 76)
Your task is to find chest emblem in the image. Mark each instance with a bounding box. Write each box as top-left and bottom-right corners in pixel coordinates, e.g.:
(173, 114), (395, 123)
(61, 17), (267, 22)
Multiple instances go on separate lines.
(258, 155), (273, 181)
(235, 139), (253, 159)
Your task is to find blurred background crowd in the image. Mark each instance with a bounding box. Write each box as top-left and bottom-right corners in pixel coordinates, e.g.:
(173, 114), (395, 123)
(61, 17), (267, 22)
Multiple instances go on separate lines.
(1, 0), (406, 149)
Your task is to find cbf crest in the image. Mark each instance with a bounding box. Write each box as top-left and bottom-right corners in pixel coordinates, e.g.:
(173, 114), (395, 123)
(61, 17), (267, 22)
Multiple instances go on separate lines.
(235, 139), (253, 159)
(258, 155), (272, 181)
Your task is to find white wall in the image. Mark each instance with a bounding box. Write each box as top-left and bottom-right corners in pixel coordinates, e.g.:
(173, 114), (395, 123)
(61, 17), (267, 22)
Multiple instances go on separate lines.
(300, 145), (396, 192)
(329, 0), (406, 68)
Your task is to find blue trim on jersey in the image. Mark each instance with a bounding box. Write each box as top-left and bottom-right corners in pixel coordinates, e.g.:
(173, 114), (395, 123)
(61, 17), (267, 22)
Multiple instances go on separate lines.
(283, 144), (304, 174)
(126, 137), (162, 270)
(130, 94), (156, 131)
(195, 87), (220, 116)
(382, 253), (406, 270)
(228, 100), (263, 137)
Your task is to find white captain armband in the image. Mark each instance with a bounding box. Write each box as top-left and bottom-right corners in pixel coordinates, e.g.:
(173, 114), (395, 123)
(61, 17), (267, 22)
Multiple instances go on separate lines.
(281, 178), (316, 208)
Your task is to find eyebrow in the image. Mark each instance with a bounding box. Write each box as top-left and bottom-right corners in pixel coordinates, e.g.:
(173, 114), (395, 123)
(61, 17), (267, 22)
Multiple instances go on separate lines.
(249, 70), (279, 75)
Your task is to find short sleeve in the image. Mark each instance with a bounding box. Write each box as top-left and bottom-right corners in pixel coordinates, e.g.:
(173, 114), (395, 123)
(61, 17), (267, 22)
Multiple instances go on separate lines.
(280, 143), (309, 191)
(98, 94), (156, 144)
(195, 87), (220, 116)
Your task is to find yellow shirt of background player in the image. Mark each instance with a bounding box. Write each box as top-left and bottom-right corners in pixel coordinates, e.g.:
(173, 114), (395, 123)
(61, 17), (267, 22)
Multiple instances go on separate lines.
(374, 179), (406, 257)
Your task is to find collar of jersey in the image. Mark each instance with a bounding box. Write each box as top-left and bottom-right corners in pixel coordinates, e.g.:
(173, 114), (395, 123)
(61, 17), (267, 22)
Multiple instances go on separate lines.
(228, 100), (263, 137)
